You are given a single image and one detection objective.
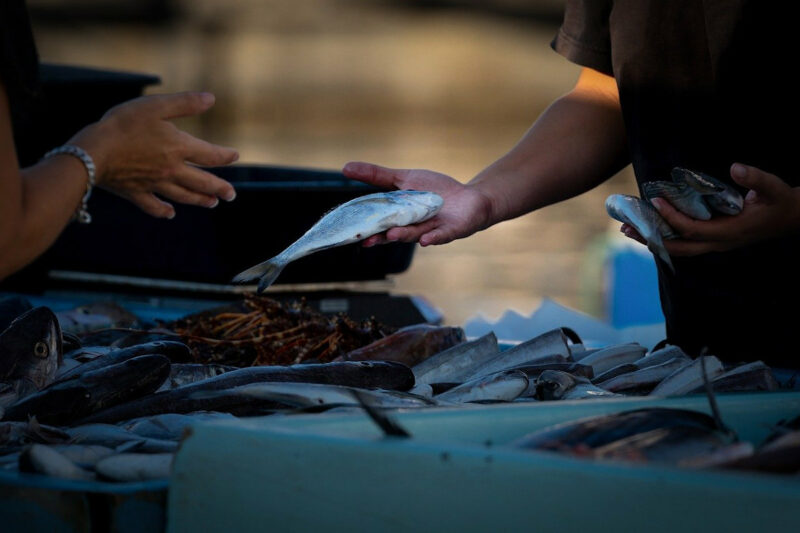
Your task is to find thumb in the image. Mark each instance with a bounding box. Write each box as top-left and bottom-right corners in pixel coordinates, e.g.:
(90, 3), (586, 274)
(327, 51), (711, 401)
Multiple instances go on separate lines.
(730, 163), (786, 201)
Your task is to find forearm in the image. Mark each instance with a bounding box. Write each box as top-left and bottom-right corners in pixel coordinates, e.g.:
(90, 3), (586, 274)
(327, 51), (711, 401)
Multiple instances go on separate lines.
(470, 68), (629, 225)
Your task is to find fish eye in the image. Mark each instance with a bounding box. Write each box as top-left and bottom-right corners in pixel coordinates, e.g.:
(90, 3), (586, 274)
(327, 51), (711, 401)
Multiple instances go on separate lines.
(34, 341), (49, 358)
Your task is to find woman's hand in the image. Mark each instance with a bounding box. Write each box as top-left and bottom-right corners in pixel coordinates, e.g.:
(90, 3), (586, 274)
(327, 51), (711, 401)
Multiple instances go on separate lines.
(342, 161), (495, 247)
(620, 163), (800, 254)
(69, 92), (239, 218)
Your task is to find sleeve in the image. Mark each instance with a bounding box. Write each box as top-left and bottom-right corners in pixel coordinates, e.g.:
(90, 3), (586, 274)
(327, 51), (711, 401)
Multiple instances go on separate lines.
(551, 0), (614, 76)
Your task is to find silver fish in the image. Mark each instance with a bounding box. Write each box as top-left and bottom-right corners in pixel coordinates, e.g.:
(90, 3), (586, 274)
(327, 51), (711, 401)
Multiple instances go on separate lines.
(650, 356), (724, 397)
(578, 343), (647, 376)
(533, 370), (618, 401)
(606, 194), (677, 271)
(19, 444), (95, 481)
(462, 329), (570, 381)
(412, 332), (499, 385)
(95, 452), (173, 482)
(155, 363), (238, 392)
(592, 363), (639, 384)
(633, 344), (691, 369)
(50, 444), (115, 469)
(233, 190), (444, 291)
(688, 361), (779, 394)
(436, 370), (529, 403)
(671, 167), (744, 215)
(598, 357), (690, 394)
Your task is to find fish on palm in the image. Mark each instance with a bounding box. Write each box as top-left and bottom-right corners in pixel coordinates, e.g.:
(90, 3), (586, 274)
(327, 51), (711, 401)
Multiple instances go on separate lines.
(233, 190), (443, 292)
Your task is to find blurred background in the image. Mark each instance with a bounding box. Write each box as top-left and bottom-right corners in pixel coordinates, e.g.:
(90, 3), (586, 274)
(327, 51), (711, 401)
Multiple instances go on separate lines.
(27, 0), (641, 326)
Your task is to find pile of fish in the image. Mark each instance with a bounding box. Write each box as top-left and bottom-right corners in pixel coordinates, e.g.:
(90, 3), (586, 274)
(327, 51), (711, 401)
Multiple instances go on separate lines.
(605, 167), (744, 270)
(0, 293), (793, 484)
(509, 407), (800, 474)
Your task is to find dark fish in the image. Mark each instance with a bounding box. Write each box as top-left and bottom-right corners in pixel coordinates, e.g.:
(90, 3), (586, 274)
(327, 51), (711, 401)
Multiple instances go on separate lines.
(512, 408), (731, 465)
(463, 329), (571, 380)
(5, 354), (171, 425)
(533, 370), (618, 401)
(0, 307), (62, 407)
(55, 301), (141, 335)
(120, 412), (237, 441)
(111, 331), (184, 349)
(724, 430), (800, 474)
(508, 362), (594, 380)
(688, 361), (779, 394)
(592, 363), (638, 384)
(76, 361), (415, 424)
(61, 332), (82, 353)
(64, 345), (115, 362)
(632, 344), (691, 369)
(19, 444), (95, 481)
(155, 363), (238, 392)
(67, 423), (178, 452)
(338, 324), (465, 367)
(598, 357), (690, 394)
(54, 340), (191, 383)
(412, 331), (499, 385)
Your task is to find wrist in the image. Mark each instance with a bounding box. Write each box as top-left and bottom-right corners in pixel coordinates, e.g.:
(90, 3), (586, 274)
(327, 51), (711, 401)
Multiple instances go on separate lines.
(66, 120), (112, 185)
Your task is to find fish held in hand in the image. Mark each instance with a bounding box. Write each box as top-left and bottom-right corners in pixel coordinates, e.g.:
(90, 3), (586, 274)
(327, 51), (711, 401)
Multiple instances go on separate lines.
(232, 190), (443, 292)
(606, 194), (676, 271)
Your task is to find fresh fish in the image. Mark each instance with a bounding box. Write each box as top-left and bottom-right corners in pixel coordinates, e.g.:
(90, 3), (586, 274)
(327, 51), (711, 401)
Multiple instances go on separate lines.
(508, 362), (594, 381)
(412, 331), (499, 385)
(0, 307), (62, 408)
(592, 363), (639, 384)
(436, 370), (529, 403)
(606, 194), (677, 271)
(408, 384), (434, 398)
(120, 412), (237, 441)
(95, 453), (173, 482)
(599, 357), (690, 394)
(0, 419), (70, 454)
(64, 345), (115, 362)
(233, 190), (444, 291)
(577, 343), (647, 375)
(512, 407), (732, 466)
(462, 329), (571, 380)
(688, 361), (779, 394)
(670, 167), (744, 215)
(66, 424), (179, 453)
(642, 180), (714, 220)
(50, 444), (116, 469)
(19, 444), (95, 481)
(5, 354), (171, 425)
(650, 356), (724, 397)
(194, 382), (435, 409)
(338, 324), (465, 367)
(54, 340), (191, 383)
(56, 301), (141, 335)
(155, 363), (238, 392)
(533, 370), (618, 401)
(77, 361), (415, 424)
(633, 344), (691, 369)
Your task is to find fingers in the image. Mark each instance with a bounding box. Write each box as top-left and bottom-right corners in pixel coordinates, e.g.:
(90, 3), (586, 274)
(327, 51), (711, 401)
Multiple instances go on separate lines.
(730, 163), (786, 201)
(175, 166), (237, 202)
(342, 161), (408, 189)
(620, 223), (646, 245)
(127, 192), (176, 219)
(181, 132), (240, 167)
(651, 197), (705, 237)
(131, 92), (217, 120)
(153, 182), (219, 208)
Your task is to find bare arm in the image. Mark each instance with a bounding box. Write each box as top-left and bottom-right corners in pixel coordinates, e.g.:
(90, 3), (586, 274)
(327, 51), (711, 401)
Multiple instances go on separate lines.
(343, 67), (629, 245)
(0, 82), (239, 280)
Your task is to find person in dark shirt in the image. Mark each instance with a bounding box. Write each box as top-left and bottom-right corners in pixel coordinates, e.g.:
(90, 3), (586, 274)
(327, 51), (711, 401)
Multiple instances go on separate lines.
(0, 1), (239, 280)
(342, 1), (799, 367)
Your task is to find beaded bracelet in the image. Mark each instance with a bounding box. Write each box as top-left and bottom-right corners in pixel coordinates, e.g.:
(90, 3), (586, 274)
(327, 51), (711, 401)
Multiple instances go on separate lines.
(43, 145), (97, 224)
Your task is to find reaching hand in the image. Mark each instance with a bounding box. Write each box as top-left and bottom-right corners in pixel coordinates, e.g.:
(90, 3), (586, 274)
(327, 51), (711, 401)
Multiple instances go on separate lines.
(342, 161), (494, 246)
(620, 163), (800, 255)
(69, 92), (239, 219)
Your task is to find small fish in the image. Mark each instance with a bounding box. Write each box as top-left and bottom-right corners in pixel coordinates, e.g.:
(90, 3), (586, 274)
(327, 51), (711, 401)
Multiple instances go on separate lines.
(155, 363), (238, 392)
(50, 444), (116, 469)
(54, 340), (191, 383)
(120, 412), (237, 441)
(606, 194), (677, 271)
(688, 361), (779, 394)
(95, 452), (173, 482)
(462, 328), (571, 380)
(592, 363), (639, 384)
(233, 190), (444, 292)
(436, 370), (529, 403)
(412, 331), (499, 385)
(0, 307), (62, 408)
(577, 343), (647, 376)
(670, 167), (744, 215)
(632, 344), (691, 369)
(650, 356), (724, 397)
(55, 301), (141, 335)
(338, 324), (465, 367)
(508, 362), (594, 381)
(67, 423), (179, 453)
(533, 370), (618, 401)
(19, 444), (95, 481)
(598, 357), (690, 394)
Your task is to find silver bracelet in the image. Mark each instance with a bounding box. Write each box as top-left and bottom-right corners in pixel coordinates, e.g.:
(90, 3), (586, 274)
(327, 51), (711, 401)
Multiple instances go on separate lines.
(43, 144), (97, 224)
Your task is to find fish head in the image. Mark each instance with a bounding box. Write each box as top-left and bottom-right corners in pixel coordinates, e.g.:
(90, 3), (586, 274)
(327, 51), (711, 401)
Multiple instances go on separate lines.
(394, 190), (444, 219)
(0, 307), (62, 388)
(705, 191), (744, 215)
(534, 370), (575, 401)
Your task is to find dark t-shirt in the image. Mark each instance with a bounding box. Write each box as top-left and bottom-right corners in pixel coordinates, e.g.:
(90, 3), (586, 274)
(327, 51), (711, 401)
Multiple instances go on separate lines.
(0, 1), (40, 144)
(552, 1), (799, 366)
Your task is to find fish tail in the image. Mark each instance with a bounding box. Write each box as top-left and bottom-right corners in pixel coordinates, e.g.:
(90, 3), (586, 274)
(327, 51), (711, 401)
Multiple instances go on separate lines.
(231, 259), (286, 292)
(646, 238), (675, 274)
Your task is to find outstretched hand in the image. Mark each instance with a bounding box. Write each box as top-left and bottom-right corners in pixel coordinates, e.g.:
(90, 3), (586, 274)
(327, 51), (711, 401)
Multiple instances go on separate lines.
(342, 161), (494, 246)
(620, 163), (800, 255)
(69, 92), (239, 218)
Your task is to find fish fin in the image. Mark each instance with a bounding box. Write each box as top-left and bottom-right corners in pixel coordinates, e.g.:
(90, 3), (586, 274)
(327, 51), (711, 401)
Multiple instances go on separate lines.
(646, 237), (675, 274)
(351, 389), (411, 438)
(671, 167), (724, 194)
(231, 259), (285, 292)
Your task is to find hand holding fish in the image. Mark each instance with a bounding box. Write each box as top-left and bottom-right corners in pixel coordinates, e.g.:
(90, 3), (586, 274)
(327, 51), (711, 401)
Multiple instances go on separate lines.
(644, 163), (800, 256)
(68, 92), (239, 219)
(342, 161), (494, 246)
